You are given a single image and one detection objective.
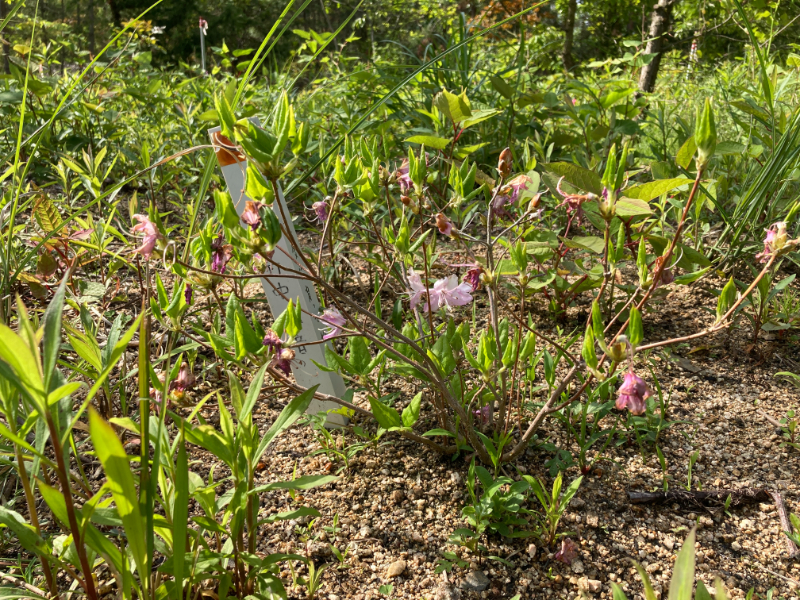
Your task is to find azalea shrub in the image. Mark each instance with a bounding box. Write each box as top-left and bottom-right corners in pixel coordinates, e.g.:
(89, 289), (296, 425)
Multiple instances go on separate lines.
(129, 90), (799, 470)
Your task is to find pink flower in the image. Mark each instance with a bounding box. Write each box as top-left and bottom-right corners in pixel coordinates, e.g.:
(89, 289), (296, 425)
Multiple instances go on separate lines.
(555, 177), (596, 224)
(312, 200), (329, 223)
(173, 362), (196, 393)
(321, 308), (346, 340)
(473, 404), (491, 425)
(395, 159), (413, 193)
(241, 200), (263, 230)
(435, 213), (453, 236)
(756, 222), (788, 263)
(463, 265), (484, 291)
(430, 275), (473, 311)
(407, 271), (473, 312)
(262, 329), (282, 353)
(554, 538), (578, 564)
(199, 18), (208, 35)
(131, 214), (162, 259)
(407, 269), (428, 311)
(210, 233), (232, 274)
(506, 174), (532, 203)
(616, 370), (653, 415)
(272, 348), (295, 376)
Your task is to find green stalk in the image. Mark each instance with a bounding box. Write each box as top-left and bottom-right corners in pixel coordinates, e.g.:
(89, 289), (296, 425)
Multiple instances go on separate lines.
(138, 289), (153, 599)
(46, 413), (99, 600)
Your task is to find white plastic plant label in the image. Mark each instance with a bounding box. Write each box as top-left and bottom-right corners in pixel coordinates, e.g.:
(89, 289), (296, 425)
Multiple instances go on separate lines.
(209, 123), (348, 426)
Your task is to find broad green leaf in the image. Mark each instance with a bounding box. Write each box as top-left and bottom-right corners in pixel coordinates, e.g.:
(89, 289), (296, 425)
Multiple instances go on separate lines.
(667, 527), (696, 600)
(0, 324), (42, 395)
(402, 392), (423, 428)
(461, 108), (501, 130)
(0, 507), (44, 554)
(563, 235), (605, 254)
(89, 410), (148, 581)
(624, 178), (690, 202)
(676, 136), (696, 170)
(369, 396), (402, 430)
(616, 197), (653, 218)
(490, 76), (515, 100)
(404, 135), (451, 151)
(715, 141), (745, 155)
(546, 162), (602, 196)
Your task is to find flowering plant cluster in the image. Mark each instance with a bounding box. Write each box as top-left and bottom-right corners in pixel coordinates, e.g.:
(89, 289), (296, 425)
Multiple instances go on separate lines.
(128, 91), (798, 471)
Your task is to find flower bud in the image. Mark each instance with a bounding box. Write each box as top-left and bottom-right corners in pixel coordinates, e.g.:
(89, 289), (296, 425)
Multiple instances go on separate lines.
(599, 197), (616, 222)
(607, 335), (628, 363)
(695, 98), (716, 169)
(498, 147), (512, 178)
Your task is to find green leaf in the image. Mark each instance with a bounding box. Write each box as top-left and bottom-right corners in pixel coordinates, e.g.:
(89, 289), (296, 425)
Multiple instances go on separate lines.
(254, 386), (317, 464)
(250, 475), (339, 494)
(674, 266), (711, 285)
(172, 429), (189, 599)
(89, 410), (147, 581)
(490, 76), (515, 100)
(0, 507), (45, 555)
(0, 324), (43, 397)
(695, 581), (712, 600)
(667, 527), (696, 600)
(434, 89), (472, 123)
(611, 583), (629, 600)
(404, 135), (451, 151)
(546, 163), (602, 196)
(628, 306), (643, 347)
(676, 136), (697, 170)
(563, 235), (605, 254)
(715, 141), (746, 155)
(369, 397), (402, 430)
(461, 108), (501, 130)
(616, 197), (653, 218)
(716, 278), (737, 321)
(633, 562), (659, 600)
(582, 326), (597, 371)
(423, 428), (456, 437)
(213, 189), (240, 229)
(624, 178), (691, 202)
(402, 392), (423, 428)
(240, 362), (270, 421)
(42, 276), (67, 393)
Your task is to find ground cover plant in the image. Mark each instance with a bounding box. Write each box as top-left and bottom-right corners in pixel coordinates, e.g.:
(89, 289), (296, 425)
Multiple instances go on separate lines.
(0, 0), (800, 599)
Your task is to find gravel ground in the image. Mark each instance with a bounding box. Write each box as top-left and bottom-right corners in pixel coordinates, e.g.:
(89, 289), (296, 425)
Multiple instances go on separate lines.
(211, 277), (800, 600)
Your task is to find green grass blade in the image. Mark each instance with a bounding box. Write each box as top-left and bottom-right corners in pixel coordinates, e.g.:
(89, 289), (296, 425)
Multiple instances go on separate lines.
(172, 426), (189, 600)
(667, 527), (696, 600)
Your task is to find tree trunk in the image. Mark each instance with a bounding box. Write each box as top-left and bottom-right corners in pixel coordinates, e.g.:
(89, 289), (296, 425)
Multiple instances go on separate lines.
(88, 0), (96, 55)
(0, 0), (9, 74)
(561, 0), (577, 71)
(638, 0), (678, 93)
(107, 0), (121, 28)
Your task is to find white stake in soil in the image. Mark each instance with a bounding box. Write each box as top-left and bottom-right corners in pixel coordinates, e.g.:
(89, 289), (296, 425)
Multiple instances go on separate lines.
(209, 123), (348, 425)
